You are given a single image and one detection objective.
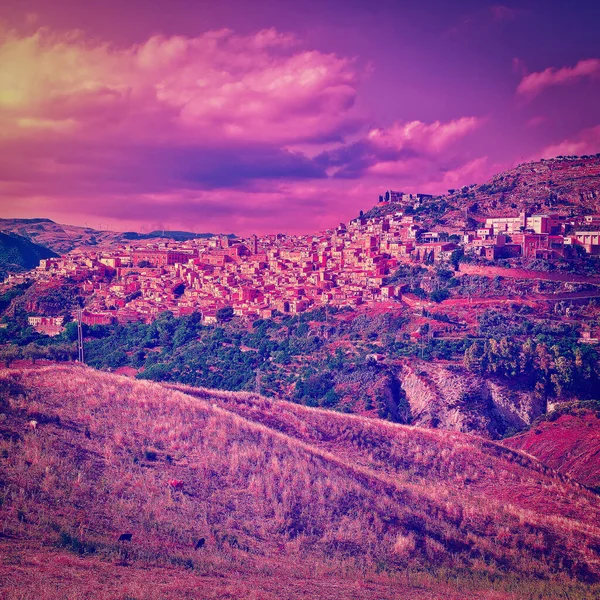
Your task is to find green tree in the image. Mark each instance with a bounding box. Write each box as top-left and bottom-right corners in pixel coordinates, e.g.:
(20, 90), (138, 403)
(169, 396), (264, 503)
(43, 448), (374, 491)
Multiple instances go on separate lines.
(216, 306), (234, 323)
(23, 343), (47, 364)
(0, 345), (19, 367)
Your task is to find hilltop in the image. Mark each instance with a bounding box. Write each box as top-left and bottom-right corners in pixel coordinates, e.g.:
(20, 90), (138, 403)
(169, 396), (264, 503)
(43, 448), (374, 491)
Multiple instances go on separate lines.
(364, 154), (600, 229)
(0, 232), (58, 281)
(1, 364), (600, 599)
(449, 155), (600, 217)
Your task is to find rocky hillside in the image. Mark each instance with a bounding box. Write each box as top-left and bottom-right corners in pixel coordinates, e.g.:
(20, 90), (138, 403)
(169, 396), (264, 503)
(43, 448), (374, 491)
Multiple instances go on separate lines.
(0, 218), (121, 254)
(398, 360), (544, 438)
(444, 155), (600, 221)
(363, 155), (600, 229)
(1, 365), (600, 599)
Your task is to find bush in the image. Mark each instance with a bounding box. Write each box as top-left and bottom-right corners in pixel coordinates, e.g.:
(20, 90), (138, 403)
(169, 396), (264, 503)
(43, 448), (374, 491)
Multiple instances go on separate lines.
(57, 531), (97, 555)
(430, 289), (450, 303)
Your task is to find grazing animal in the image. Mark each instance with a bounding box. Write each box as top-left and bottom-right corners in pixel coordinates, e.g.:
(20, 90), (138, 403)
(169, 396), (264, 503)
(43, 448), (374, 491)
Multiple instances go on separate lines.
(194, 537), (205, 551)
(28, 420), (38, 431)
(168, 479), (185, 491)
(118, 533), (133, 542)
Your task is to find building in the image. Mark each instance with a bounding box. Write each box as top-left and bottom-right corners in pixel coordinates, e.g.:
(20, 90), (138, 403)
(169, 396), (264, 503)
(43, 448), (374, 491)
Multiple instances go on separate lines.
(132, 250), (193, 268)
(27, 315), (65, 336)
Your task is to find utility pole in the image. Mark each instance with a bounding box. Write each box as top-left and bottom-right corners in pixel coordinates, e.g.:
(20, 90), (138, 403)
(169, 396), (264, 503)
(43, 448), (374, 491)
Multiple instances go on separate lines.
(77, 308), (84, 363)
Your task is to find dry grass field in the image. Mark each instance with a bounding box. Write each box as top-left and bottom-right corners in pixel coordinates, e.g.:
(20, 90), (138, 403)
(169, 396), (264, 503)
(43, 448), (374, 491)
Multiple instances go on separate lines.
(1, 364), (600, 599)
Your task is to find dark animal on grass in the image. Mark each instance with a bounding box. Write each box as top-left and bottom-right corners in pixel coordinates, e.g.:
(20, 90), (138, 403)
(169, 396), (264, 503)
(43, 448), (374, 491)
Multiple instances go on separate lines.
(194, 537), (205, 550)
(118, 533), (133, 542)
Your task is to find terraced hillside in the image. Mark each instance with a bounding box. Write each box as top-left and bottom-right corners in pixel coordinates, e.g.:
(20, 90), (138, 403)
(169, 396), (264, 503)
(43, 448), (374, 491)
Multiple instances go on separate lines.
(1, 365), (600, 598)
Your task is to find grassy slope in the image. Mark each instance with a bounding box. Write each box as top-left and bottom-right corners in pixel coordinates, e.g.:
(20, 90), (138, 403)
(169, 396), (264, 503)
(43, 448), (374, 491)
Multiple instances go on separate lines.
(1, 365), (600, 599)
(504, 409), (600, 489)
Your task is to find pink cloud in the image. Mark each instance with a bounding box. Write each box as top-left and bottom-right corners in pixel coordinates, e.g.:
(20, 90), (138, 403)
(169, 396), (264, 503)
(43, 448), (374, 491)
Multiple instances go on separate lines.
(0, 27), (360, 145)
(0, 25), (371, 234)
(537, 125), (600, 159)
(429, 156), (494, 192)
(367, 155), (495, 196)
(517, 58), (600, 97)
(367, 117), (481, 154)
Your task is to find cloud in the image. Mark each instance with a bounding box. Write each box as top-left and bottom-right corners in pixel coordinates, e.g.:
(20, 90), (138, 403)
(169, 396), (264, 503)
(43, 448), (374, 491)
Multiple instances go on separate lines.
(537, 125), (600, 159)
(315, 117), (482, 178)
(0, 27), (360, 145)
(0, 25), (490, 235)
(367, 117), (481, 153)
(517, 58), (600, 97)
(0, 25), (369, 233)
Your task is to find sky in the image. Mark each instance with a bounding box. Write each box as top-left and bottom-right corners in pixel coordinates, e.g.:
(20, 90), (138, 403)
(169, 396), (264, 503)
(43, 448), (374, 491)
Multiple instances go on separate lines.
(0, 0), (599, 235)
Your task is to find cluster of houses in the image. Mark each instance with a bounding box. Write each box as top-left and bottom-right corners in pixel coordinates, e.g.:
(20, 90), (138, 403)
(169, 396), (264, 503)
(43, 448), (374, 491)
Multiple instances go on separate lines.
(466, 212), (600, 260)
(6, 200), (600, 335)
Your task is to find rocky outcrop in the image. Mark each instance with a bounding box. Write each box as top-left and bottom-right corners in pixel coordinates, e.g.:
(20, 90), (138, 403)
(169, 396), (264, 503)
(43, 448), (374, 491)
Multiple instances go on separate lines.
(398, 360), (545, 439)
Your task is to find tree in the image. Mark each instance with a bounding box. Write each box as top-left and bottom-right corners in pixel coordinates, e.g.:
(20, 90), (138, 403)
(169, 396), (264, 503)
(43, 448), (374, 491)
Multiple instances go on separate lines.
(430, 289), (450, 303)
(216, 306), (234, 323)
(463, 342), (483, 373)
(63, 321), (79, 342)
(0, 345), (19, 367)
(23, 343), (46, 364)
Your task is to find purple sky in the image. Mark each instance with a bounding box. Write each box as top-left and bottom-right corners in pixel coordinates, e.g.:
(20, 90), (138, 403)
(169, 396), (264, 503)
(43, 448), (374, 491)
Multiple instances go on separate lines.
(1, 0), (599, 234)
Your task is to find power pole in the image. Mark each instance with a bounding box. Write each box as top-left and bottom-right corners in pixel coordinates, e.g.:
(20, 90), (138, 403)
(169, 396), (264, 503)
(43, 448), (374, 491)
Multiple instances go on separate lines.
(77, 308), (85, 363)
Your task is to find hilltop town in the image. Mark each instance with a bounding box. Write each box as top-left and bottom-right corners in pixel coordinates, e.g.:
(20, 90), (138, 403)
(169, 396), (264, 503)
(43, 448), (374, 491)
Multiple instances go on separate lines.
(2, 156), (599, 336)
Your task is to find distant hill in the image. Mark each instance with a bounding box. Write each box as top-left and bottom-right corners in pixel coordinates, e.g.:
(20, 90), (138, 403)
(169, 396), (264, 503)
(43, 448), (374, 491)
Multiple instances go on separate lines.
(1, 364), (600, 599)
(0, 232), (58, 280)
(0, 219), (230, 254)
(122, 230), (234, 242)
(0, 218), (121, 254)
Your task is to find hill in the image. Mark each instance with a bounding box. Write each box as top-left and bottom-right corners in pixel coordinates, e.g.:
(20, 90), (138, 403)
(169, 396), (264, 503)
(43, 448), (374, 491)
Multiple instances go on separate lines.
(0, 219), (226, 254)
(363, 155), (600, 229)
(1, 365), (600, 599)
(448, 154), (600, 217)
(0, 218), (122, 254)
(0, 232), (58, 281)
(504, 404), (600, 490)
